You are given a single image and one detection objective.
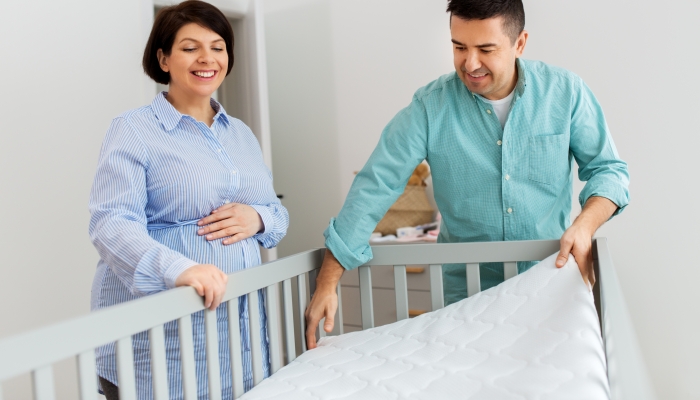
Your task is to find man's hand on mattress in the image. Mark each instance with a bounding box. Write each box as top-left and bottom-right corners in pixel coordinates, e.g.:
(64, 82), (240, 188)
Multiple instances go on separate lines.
(556, 224), (595, 288)
(175, 264), (229, 310)
(197, 203), (264, 245)
(305, 249), (345, 349)
(556, 196), (619, 289)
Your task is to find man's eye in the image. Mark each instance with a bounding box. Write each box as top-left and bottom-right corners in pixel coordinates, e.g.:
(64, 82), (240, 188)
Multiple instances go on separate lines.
(481, 49), (493, 54)
(455, 46), (465, 51)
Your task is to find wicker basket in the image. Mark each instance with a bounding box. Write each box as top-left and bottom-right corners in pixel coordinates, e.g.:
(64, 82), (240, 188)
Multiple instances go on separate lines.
(375, 185), (435, 236)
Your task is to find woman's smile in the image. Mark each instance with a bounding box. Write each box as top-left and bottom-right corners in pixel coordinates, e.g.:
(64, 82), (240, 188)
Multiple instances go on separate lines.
(191, 69), (218, 80)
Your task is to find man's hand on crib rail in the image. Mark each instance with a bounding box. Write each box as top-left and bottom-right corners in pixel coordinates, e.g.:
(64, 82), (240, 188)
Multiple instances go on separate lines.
(175, 264), (229, 310)
(305, 249), (344, 350)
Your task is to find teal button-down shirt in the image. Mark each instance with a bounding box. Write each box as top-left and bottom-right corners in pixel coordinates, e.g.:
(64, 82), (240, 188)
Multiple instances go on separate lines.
(325, 59), (629, 305)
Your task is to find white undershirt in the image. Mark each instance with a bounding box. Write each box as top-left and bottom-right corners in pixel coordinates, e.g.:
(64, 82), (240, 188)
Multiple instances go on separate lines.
(481, 89), (515, 128)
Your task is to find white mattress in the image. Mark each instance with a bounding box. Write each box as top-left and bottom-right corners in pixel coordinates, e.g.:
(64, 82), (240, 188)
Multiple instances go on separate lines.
(242, 253), (610, 399)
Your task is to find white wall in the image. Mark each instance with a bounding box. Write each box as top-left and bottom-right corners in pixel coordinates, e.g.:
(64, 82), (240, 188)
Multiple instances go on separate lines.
(264, 1), (700, 399)
(264, 0), (452, 256)
(264, 0), (345, 256)
(0, 0), (153, 397)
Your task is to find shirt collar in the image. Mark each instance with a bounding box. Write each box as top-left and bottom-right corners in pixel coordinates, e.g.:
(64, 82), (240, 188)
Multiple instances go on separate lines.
(514, 58), (527, 97)
(152, 91), (229, 132)
(465, 58), (528, 101)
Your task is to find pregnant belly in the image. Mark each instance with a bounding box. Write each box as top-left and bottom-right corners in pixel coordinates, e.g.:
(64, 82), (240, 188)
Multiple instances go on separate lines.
(148, 224), (261, 274)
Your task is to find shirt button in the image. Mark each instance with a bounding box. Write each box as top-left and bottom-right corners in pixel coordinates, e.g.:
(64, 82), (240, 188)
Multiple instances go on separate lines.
(507, 207), (513, 214)
(505, 174), (510, 180)
(231, 170), (237, 174)
(497, 140), (502, 146)
(225, 200), (231, 204)
(218, 148), (222, 153)
(486, 109), (492, 114)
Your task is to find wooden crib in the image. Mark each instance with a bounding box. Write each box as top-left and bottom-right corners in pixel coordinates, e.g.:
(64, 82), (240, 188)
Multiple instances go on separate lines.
(0, 239), (655, 399)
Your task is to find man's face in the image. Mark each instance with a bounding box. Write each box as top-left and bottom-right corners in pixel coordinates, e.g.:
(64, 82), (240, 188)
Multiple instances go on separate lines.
(451, 15), (527, 100)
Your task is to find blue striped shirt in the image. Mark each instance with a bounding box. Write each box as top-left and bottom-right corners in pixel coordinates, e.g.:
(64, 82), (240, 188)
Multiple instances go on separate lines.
(89, 92), (289, 399)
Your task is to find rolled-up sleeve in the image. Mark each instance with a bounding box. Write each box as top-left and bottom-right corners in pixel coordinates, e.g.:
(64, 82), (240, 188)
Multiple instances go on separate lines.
(89, 118), (197, 296)
(570, 78), (630, 216)
(324, 97), (429, 270)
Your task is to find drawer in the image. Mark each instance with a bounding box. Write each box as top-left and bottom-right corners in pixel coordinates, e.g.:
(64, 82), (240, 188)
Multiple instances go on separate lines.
(340, 287), (433, 327)
(340, 265), (431, 291)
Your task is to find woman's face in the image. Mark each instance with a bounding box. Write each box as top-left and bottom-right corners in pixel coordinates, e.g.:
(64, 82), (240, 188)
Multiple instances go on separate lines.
(158, 23), (228, 99)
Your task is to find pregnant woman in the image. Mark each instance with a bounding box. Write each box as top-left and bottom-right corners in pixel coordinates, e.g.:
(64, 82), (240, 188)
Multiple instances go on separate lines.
(89, 2), (288, 398)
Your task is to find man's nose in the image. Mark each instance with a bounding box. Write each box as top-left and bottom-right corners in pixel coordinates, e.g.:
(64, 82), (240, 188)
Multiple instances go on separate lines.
(464, 52), (481, 73)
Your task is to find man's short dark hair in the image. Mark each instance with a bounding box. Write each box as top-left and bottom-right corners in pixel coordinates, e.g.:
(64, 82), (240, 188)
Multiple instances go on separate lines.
(142, 0), (234, 85)
(446, 0), (525, 43)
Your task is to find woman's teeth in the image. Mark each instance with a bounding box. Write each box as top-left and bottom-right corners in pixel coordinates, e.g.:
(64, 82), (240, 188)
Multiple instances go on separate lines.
(193, 71), (215, 78)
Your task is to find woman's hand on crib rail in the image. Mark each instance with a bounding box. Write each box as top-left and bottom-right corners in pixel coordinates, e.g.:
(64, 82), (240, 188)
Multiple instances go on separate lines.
(305, 249), (344, 349)
(175, 264), (229, 310)
(197, 203), (264, 245)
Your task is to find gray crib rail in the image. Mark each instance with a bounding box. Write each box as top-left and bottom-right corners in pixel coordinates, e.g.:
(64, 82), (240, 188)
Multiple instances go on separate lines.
(0, 249), (324, 400)
(0, 239), (655, 400)
(594, 238), (656, 400)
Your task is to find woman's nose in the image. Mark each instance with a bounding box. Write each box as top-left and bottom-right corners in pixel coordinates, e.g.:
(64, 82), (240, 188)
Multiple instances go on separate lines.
(198, 49), (214, 64)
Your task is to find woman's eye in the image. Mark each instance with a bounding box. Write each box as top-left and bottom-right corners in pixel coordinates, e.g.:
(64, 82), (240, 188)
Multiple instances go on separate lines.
(183, 48), (196, 52)
(213, 48), (224, 52)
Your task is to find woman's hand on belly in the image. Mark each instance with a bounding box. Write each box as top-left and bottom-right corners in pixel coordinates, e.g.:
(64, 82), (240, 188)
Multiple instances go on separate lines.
(197, 203), (264, 245)
(175, 264), (229, 310)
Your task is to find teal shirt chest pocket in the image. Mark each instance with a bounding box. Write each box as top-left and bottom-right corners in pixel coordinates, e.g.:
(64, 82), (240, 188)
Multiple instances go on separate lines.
(528, 134), (571, 185)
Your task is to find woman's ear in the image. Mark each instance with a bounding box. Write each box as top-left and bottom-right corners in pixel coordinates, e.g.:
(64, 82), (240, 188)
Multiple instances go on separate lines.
(157, 49), (169, 73)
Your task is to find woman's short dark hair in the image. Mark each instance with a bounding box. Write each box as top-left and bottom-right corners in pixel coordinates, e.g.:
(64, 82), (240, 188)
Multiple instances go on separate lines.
(142, 0), (234, 85)
(446, 0), (525, 44)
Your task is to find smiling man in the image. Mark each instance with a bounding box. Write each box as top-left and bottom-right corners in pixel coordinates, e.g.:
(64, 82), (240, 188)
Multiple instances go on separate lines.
(305, 0), (629, 349)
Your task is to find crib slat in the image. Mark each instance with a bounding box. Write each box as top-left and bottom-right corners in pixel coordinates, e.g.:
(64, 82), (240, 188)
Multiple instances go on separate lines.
(318, 317), (326, 339)
(336, 282), (344, 335)
(394, 265), (409, 321)
(77, 350), (98, 400)
(31, 365), (55, 400)
(466, 263), (481, 297)
(116, 336), (137, 400)
(227, 298), (244, 398)
(429, 264), (444, 311)
(297, 275), (308, 352)
(266, 284), (283, 374)
(178, 316), (198, 400)
(148, 325), (169, 400)
(248, 292), (265, 386)
(359, 266), (375, 329)
(0, 383), (4, 400)
(204, 309), (222, 400)
(504, 262), (518, 280)
(282, 279), (296, 364)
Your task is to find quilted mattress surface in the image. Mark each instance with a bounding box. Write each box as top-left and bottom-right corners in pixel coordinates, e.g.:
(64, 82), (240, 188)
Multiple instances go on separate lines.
(242, 253), (610, 399)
